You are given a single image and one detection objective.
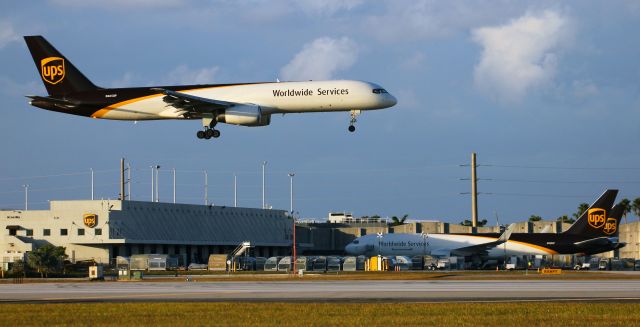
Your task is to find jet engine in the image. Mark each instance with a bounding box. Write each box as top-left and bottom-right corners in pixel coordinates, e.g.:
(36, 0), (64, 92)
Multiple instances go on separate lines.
(217, 104), (270, 126)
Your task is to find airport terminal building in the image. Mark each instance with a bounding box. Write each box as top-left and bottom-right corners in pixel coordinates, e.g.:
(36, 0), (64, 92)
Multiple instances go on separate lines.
(3, 199), (639, 268)
(1, 200), (294, 266)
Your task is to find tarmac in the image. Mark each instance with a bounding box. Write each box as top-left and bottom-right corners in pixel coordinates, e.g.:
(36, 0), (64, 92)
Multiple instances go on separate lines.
(2, 280), (640, 303)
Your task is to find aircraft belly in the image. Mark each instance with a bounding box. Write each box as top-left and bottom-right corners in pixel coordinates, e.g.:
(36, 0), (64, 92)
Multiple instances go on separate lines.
(98, 97), (167, 120)
(488, 242), (552, 257)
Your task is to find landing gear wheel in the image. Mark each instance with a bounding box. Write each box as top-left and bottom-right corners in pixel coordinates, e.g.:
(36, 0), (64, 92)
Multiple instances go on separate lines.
(348, 125), (356, 132)
(212, 129), (221, 138)
(205, 129), (214, 138)
(196, 130), (205, 139)
(203, 132), (212, 140)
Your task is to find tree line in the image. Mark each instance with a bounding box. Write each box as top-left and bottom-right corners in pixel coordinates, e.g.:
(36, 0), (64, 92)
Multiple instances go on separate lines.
(528, 197), (640, 223)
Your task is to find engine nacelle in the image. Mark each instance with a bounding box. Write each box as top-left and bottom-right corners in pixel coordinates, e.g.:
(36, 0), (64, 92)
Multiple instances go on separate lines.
(216, 104), (270, 126)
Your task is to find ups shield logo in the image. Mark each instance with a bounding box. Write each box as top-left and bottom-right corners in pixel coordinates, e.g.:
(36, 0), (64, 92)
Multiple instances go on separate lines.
(587, 208), (606, 229)
(83, 214), (97, 228)
(603, 218), (617, 235)
(41, 57), (65, 85)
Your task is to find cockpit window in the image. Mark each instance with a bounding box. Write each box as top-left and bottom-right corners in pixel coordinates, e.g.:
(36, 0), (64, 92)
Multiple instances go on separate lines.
(372, 88), (388, 94)
(352, 240), (359, 244)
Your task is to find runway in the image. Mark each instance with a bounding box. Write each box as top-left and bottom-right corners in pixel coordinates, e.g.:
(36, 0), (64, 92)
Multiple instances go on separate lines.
(2, 280), (640, 303)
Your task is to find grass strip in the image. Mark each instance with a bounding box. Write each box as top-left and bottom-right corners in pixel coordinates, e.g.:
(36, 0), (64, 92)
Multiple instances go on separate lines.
(0, 302), (638, 327)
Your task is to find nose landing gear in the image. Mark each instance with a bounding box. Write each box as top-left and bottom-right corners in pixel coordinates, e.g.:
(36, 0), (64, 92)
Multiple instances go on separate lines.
(348, 109), (361, 133)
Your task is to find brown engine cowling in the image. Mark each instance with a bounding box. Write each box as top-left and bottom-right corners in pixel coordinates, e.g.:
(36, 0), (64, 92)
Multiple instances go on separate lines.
(216, 104), (271, 126)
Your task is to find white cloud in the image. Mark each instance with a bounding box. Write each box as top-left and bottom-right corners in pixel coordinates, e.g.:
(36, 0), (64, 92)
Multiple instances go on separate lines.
(280, 37), (358, 81)
(0, 21), (20, 49)
(49, 0), (185, 9)
(363, 0), (526, 42)
(165, 65), (219, 85)
(295, 0), (363, 15)
(472, 10), (571, 103)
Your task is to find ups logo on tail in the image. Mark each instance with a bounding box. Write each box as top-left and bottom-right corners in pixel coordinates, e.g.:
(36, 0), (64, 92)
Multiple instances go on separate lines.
(41, 57), (65, 85)
(587, 208), (606, 229)
(603, 218), (617, 235)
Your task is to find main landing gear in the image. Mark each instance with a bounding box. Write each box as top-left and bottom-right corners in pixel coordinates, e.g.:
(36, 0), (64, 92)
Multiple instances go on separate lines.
(196, 128), (220, 140)
(197, 115), (220, 140)
(348, 109), (361, 133)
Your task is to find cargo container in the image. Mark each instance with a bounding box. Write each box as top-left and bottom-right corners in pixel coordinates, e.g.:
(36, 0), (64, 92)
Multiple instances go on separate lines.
(342, 256), (366, 271)
(295, 256), (314, 272)
(255, 257), (267, 271)
(264, 256), (282, 271)
(312, 256), (327, 272)
(278, 256), (292, 272)
(130, 254), (178, 271)
(327, 256), (342, 272)
(208, 254), (229, 271)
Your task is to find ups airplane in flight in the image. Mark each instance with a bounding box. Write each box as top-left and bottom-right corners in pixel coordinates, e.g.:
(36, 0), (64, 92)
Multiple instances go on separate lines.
(345, 190), (625, 259)
(24, 36), (397, 140)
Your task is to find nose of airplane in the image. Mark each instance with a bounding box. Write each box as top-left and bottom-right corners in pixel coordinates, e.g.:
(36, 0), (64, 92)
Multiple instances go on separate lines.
(387, 93), (398, 107)
(345, 244), (354, 254)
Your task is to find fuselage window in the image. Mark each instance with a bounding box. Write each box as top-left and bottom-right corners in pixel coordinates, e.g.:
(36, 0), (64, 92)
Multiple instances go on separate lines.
(372, 88), (388, 94)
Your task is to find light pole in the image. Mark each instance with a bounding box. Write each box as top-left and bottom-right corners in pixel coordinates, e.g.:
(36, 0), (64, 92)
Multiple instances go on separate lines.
(127, 162), (131, 200)
(150, 166), (154, 202)
(22, 184), (29, 210)
(376, 233), (383, 271)
(292, 212), (297, 274)
(288, 173), (295, 214)
(155, 165), (160, 202)
(234, 174), (237, 207)
(204, 170), (208, 205)
(90, 168), (94, 200)
(262, 161), (267, 209)
(172, 168), (176, 204)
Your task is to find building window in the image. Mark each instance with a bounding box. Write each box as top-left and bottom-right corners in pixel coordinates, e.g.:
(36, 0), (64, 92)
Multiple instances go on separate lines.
(26, 229), (33, 237)
(78, 229), (85, 236)
(60, 229), (68, 236)
(43, 229), (50, 236)
(9, 229), (16, 236)
(95, 228), (102, 236)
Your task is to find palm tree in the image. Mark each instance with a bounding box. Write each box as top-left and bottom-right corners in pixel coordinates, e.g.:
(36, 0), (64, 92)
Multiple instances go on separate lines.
(619, 198), (631, 224)
(27, 244), (67, 278)
(528, 215), (542, 222)
(632, 198), (640, 221)
(557, 215), (574, 224)
(573, 203), (589, 220)
(390, 214), (409, 226)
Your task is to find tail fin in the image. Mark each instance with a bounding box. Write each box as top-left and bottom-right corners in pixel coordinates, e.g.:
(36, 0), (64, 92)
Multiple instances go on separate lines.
(603, 203), (623, 237)
(24, 35), (99, 96)
(563, 189), (618, 238)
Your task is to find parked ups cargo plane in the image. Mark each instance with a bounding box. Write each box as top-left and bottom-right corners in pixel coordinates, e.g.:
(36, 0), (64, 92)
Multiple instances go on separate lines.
(345, 190), (625, 259)
(24, 36), (397, 140)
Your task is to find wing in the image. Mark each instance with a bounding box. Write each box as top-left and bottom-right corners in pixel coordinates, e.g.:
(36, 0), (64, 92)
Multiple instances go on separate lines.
(450, 224), (515, 257)
(151, 88), (236, 114)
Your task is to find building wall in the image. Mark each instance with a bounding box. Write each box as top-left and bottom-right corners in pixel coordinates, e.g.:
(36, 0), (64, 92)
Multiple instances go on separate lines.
(618, 221), (640, 259)
(1, 200), (294, 266)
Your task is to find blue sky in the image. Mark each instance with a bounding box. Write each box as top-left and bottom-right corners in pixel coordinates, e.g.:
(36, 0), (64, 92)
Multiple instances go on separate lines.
(1, 1), (639, 223)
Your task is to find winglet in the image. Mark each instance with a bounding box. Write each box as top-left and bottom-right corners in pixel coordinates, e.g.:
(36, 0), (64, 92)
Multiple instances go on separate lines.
(498, 223), (515, 243)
